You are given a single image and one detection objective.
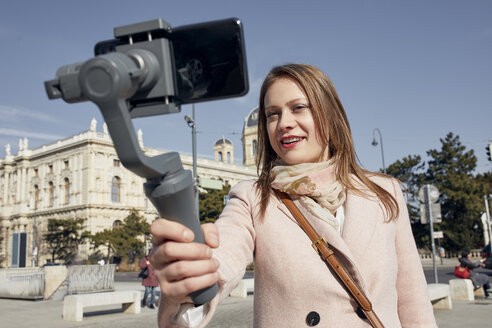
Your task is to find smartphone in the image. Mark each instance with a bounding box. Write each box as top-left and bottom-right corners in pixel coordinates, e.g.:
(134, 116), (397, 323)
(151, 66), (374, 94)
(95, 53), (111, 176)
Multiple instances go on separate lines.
(170, 18), (249, 104)
(94, 18), (249, 106)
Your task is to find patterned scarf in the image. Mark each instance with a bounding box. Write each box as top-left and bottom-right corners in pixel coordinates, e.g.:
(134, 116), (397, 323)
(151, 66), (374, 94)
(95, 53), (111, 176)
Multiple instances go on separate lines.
(271, 159), (346, 234)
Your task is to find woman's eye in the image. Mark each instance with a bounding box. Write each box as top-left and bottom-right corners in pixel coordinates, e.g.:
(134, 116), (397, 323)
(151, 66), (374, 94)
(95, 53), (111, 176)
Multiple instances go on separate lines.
(293, 104), (307, 111)
(266, 111), (278, 118)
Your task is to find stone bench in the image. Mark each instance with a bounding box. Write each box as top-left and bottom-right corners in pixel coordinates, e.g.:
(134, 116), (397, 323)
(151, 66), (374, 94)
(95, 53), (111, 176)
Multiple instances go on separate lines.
(230, 278), (254, 298)
(427, 283), (452, 309)
(63, 290), (140, 321)
(449, 279), (485, 301)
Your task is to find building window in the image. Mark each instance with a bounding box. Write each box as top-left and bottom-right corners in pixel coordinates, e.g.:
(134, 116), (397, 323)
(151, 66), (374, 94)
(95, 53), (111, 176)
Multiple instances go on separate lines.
(64, 160), (69, 169)
(64, 178), (70, 205)
(113, 159), (120, 167)
(227, 152), (231, 163)
(218, 151), (223, 162)
(112, 220), (122, 230)
(49, 182), (55, 207)
(111, 176), (121, 202)
(48, 164), (53, 174)
(34, 185), (39, 209)
(252, 139), (258, 156)
(34, 168), (38, 177)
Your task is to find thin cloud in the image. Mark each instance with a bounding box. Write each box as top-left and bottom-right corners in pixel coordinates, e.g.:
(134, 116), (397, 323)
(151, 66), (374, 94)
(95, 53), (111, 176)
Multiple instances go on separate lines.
(0, 105), (62, 124)
(0, 128), (64, 140)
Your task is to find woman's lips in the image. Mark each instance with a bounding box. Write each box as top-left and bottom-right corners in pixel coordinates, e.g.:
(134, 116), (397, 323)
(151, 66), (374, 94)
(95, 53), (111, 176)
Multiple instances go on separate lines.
(280, 136), (305, 149)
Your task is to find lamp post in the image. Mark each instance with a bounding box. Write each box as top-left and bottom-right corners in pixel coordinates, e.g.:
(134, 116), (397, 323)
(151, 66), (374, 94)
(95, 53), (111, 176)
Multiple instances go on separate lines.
(184, 104), (199, 217)
(371, 128), (386, 174)
(33, 206), (37, 267)
(485, 195), (492, 253)
(28, 201), (38, 267)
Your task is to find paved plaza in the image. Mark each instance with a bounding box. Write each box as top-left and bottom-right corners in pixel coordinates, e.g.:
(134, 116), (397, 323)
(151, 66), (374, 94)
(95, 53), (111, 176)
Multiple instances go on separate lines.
(0, 260), (491, 328)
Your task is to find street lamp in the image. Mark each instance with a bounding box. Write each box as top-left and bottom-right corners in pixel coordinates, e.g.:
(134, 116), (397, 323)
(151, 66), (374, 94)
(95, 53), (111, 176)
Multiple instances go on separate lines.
(184, 104), (199, 217)
(27, 201), (38, 267)
(371, 128), (386, 174)
(485, 195), (492, 254)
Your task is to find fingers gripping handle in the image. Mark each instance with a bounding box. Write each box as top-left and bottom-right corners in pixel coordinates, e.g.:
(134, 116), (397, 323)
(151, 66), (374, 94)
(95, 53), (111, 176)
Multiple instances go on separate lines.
(144, 171), (219, 305)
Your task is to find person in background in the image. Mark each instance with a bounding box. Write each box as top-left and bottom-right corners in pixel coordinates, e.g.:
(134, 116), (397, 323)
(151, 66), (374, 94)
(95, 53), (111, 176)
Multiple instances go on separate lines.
(140, 254), (159, 308)
(459, 250), (491, 298)
(150, 63), (437, 327)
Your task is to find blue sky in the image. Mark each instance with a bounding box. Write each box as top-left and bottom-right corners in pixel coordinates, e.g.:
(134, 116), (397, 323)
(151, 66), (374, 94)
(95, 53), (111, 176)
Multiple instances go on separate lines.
(1, 0), (491, 173)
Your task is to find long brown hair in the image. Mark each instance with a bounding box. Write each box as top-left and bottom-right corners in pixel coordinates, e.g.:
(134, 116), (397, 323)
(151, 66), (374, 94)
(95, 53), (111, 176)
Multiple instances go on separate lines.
(255, 63), (399, 221)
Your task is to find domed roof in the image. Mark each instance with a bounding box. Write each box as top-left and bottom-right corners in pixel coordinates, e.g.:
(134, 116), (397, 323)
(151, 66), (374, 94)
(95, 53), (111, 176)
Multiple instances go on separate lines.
(215, 137), (232, 146)
(245, 107), (259, 128)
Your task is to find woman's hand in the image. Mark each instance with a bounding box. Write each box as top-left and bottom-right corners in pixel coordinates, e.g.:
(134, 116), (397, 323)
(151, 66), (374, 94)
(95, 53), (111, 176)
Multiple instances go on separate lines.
(149, 219), (220, 304)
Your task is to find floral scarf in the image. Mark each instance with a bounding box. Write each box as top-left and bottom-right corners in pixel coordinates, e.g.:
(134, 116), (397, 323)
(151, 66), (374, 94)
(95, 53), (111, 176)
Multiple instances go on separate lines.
(271, 159), (346, 234)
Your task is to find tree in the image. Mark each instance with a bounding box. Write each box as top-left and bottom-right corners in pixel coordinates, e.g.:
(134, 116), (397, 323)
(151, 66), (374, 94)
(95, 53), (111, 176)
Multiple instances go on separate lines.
(88, 209), (150, 265)
(199, 184), (231, 223)
(475, 172), (492, 196)
(111, 209), (150, 263)
(386, 132), (489, 252)
(426, 133), (488, 252)
(89, 229), (115, 263)
(386, 155), (428, 248)
(43, 218), (89, 264)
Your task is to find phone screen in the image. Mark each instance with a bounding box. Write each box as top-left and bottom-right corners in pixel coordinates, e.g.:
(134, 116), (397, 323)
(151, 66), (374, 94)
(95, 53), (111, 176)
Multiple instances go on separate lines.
(170, 18), (249, 104)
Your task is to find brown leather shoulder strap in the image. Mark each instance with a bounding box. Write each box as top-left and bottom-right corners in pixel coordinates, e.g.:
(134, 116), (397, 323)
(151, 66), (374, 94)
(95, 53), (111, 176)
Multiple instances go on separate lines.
(274, 189), (384, 328)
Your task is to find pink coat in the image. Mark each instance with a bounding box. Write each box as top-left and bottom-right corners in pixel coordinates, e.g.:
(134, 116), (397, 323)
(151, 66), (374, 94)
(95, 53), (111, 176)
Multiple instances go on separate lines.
(140, 257), (159, 287)
(160, 177), (437, 327)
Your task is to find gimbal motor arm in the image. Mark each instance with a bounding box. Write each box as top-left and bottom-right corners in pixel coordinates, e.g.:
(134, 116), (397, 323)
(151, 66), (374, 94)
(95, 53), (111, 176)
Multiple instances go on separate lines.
(44, 19), (218, 305)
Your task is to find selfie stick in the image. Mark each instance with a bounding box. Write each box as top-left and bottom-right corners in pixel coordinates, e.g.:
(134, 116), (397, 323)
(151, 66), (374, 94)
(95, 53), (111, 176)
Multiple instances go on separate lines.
(44, 19), (217, 305)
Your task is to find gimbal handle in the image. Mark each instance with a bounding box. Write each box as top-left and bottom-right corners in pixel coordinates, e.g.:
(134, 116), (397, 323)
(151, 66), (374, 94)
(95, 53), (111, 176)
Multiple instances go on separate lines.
(46, 49), (218, 305)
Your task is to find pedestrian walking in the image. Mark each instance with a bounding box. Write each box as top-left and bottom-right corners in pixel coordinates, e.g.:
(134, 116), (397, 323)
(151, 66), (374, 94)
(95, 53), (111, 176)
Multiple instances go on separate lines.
(140, 254), (159, 308)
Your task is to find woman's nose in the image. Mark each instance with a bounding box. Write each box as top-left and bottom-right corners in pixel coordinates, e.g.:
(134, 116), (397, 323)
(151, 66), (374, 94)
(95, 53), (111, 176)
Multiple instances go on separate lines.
(278, 111), (296, 131)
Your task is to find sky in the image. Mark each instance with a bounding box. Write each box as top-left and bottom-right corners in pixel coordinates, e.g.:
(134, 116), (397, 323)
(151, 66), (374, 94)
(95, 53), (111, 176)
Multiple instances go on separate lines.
(1, 0), (491, 174)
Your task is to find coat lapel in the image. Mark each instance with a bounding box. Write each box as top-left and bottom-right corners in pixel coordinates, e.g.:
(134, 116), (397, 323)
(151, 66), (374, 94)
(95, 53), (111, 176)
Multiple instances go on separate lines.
(274, 193), (376, 293)
(342, 191), (380, 257)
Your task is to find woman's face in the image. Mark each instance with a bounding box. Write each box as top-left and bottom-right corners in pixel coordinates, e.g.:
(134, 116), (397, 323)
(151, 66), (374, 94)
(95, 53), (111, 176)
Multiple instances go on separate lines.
(264, 78), (327, 165)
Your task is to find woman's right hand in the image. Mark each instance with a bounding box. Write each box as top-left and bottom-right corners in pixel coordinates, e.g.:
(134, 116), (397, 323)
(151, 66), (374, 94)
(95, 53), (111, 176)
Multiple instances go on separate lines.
(149, 219), (220, 304)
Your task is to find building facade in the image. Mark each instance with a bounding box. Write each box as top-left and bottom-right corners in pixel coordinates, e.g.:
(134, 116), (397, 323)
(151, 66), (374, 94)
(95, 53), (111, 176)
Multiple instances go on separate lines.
(0, 117), (257, 268)
(242, 107), (259, 167)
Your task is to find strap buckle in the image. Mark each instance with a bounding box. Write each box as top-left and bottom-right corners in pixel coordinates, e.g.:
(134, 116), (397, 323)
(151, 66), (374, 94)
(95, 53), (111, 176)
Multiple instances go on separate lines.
(312, 237), (326, 254)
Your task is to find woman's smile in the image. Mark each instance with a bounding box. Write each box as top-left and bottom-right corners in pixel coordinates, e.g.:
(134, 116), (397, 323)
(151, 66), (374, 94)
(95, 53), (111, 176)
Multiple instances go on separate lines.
(280, 135), (305, 148)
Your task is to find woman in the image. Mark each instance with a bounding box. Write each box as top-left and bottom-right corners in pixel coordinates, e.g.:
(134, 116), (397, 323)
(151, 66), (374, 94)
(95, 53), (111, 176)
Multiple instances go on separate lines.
(140, 255), (159, 309)
(459, 250), (491, 298)
(150, 64), (437, 327)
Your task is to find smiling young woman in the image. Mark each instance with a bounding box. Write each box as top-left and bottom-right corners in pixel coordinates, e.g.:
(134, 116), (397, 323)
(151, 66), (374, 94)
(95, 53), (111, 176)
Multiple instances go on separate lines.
(151, 63), (437, 328)
(256, 64), (400, 221)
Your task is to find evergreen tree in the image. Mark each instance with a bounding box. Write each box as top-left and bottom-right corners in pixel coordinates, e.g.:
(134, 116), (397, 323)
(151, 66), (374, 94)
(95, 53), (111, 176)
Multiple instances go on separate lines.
(386, 155), (428, 248)
(111, 209), (150, 263)
(199, 184), (231, 223)
(89, 229), (115, 262)
(386, 132), (489, 252)
(426, 133), (487, 251)
(43, 218), (89, 264)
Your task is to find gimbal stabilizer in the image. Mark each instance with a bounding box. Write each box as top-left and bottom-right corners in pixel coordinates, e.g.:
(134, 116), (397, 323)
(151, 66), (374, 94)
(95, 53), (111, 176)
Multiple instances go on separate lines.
(44, 18), (247, 305)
